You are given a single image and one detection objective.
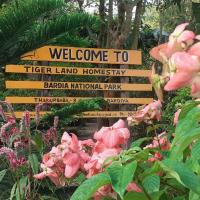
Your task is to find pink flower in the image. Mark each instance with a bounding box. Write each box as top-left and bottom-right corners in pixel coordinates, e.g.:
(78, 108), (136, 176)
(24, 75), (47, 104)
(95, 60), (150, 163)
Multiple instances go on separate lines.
(14, 138), (28, 149)
(61, 132), (72, 144)
(164, 72), (193, 91)
(112, 119), (126, 129)
(191, 76), (200, 97)
(150, 23), (195, 64)
(0, 147), (15, 156)
(174, 109), (181, 125)
(35, 121), (129, 187)
(94, 185), (117, 200)
(84, 149), (119, 178)
(148, 152), (163, 162)
(43, 127), (58, 146)
(35, 104), (42, 126)
(23, 111), (30, 128)
(94, 119), (130, 148)
(164, 52), (200, 91)
(150, 43), (169, 63)
(0, 117), (16, 143)
(144, 132), (170, 151)
(128, 100), (162, 125)
(34, 164), (65, 187)
(168, 23), (195, 52)
(79, 139), (95, 148)
(188, 42), (200, 57)
(34, 132), (92, 185)
(0, 147), (26, 169)
(149, 23), (200, 99)
(63, 153), (80, 178)
(127, 182), (142, 192)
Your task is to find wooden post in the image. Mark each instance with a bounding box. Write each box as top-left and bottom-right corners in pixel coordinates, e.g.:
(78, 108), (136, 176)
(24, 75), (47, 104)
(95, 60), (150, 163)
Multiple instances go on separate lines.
(38, 61), (51, 111)
(120, 64), (129, 111)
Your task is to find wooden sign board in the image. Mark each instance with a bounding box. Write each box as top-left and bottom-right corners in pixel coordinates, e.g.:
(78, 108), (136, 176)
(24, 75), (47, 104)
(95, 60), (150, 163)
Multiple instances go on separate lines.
(81, 111), (135, 118)
(5, 96), (153, 105)
(6, 81), (152, 91)
(6, 65), (150, 77)
(20, 46), (142, 65)
(6, 111), (135, 119)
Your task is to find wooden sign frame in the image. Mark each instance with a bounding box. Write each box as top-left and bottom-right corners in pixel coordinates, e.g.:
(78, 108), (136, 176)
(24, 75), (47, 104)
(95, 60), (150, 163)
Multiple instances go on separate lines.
(6, 64), (150, 77)
(6, 81), (152, 91)
(21, 46), (142, 65)
(5, 96), (153, 105)
(6, 111), (136, 119)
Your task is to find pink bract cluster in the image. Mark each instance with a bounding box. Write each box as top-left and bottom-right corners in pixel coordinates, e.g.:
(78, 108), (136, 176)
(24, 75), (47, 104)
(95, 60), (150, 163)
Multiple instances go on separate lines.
(150, 23), (200, 100)
(34, 119), (130, 194)
(144, 132), (171, 162)
(0, 147), (26, 169)
(127, 100), (162, 126)
(0, 117), (16, 143)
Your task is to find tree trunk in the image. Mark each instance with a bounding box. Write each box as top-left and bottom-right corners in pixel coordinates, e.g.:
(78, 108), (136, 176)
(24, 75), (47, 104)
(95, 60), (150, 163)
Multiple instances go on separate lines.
(192, 0), (200, 33)
(97, 0), (109, 128)
(131, 0), (143, 50)
(38, 61), (51, 111)
(97, 0), (140, 126)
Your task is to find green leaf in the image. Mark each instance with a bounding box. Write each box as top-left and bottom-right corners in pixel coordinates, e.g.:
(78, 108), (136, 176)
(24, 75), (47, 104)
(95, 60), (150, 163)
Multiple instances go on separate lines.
(170, 127), (200, 159)
(172, 106), (200, 144)
(0, 169), (7, 182)
(170, 106), (200, 159)
(178, 101), (200, 121)
(73, 173), (86, 184)
(191, 141), (200, 160)
(28, 154), (39, 174)
(189, 190), (200, 200)
(32, 134), (43, 152)
(142, 174), (160, 193)
(142, 162), (162, 177)
(124, 192), (147, 200)
(106, 161), (137, 199)
(40, 196), (59, 200)
(15, 176), (28, 200)
(151, 191), (163, 200)
(134, 149), (150, 161)
(9, 134), (22, 147)
(124, 191), (162, 200)
(102, 197), (113, 200)
(70, 173), (111, 200)
(10, 182), (17, 200)
(173, 197), (185, 200)
(161, 159), (200, 194)
(130, 137), (151, 148)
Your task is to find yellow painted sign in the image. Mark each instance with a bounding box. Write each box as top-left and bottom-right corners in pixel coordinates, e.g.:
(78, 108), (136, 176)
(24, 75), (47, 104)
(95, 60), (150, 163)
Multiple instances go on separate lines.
(6, 81), (152, 91)
(81, 111), (135, 118)
(5, 96), (153, 104)
(6, 111), (135, 119)
(6, 65), (150, 77)
(20, 46), (142, 65)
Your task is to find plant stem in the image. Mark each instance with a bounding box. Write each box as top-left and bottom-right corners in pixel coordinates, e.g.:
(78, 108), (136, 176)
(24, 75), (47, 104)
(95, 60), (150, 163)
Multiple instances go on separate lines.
(138, 178), (152, 200)
(27, 127), (32, 199)
(152, 124), (162, 151)
(16, 173), (22, 200)
(161, 180), (186, 195)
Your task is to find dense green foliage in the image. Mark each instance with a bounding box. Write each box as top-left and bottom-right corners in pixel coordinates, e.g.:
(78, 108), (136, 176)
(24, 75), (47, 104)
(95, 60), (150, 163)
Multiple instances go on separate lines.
(0, 0), (98, 66)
